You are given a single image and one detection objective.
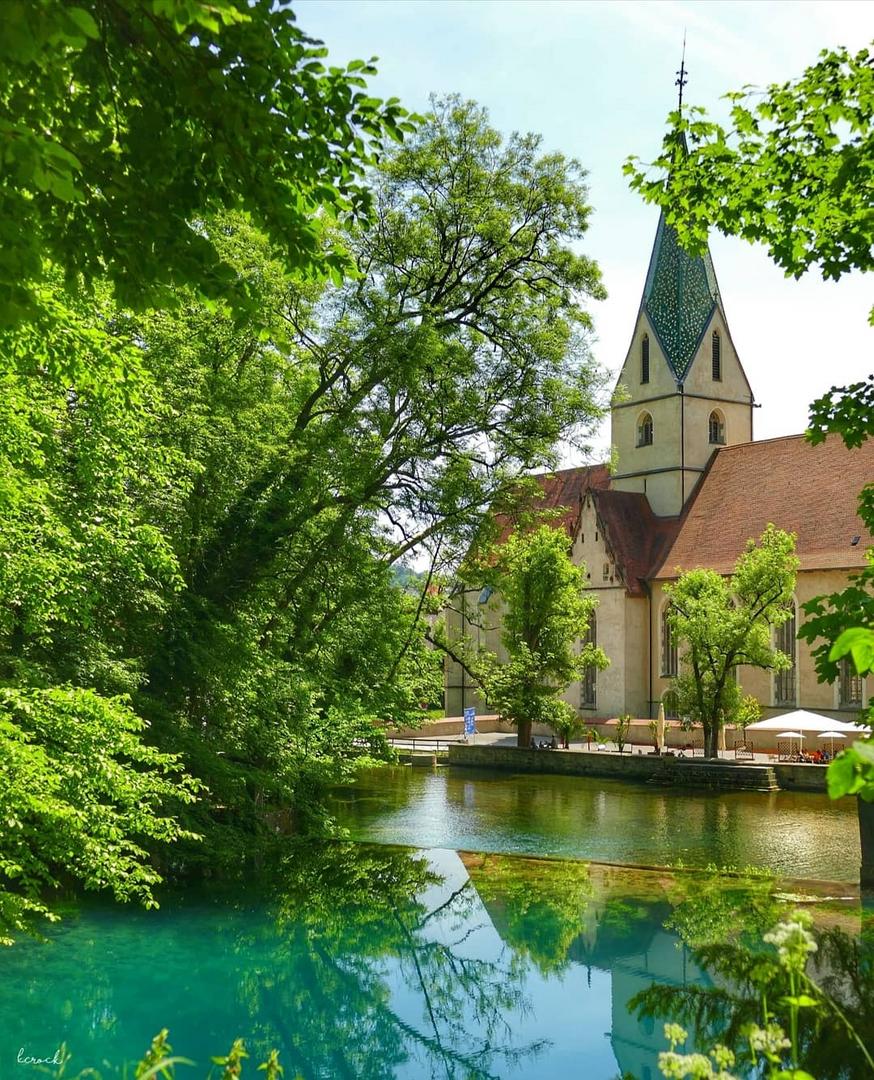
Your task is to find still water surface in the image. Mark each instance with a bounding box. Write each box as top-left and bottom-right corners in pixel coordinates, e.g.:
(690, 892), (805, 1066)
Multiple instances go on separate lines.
(0, 767), (866, 1079)
(330, 765), (859, 883)
(3, 842), (861, 1080)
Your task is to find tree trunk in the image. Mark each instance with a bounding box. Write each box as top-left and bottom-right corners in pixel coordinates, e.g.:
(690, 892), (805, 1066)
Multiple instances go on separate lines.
(858, 797), (874, 889)
(517, 717), (532, 748)
(704, 724), (719, 760)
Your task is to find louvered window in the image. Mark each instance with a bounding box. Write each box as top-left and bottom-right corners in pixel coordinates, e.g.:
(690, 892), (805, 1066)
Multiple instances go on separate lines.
(712, 331), (721, 381)
(641, 335), (650, 384)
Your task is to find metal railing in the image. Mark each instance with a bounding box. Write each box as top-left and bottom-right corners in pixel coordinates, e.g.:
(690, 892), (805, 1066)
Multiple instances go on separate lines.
(388, 736), (459, 754)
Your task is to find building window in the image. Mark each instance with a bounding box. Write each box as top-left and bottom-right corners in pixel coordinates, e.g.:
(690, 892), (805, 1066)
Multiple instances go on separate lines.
(712, 331), (721, 381)
(581, 615), (597, 708)
(641, 334), (650, 384)
(708, 410), (725, 445)
(774, 605), (796, 706)
(839, 657), (863, 708)
(637, 412), (653, 447)
(661, 605), (678, 677)
(602, 562), (610, 582)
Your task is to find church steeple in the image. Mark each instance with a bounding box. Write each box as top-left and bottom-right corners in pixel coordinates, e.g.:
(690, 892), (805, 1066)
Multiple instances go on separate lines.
(610, 175), (754, 516)
(640, 211), (723, 383)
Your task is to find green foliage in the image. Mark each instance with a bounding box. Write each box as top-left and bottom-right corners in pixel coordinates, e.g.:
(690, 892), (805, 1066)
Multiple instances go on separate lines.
(467, 853), (593, 975)
(0, 686), (199, 942)
(0, 0), (414, 328)
(665, 526), (798, 758)
(614, 713), (632, 753)
(482, 526), (607, 746)
(643, 909), (874, 1080)
(625, 46), (874, 288)
(0, 87), (608, 921)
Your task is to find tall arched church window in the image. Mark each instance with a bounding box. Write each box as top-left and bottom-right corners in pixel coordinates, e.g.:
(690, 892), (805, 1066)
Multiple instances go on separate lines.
(661, 605), (678, 677)
(637, 412), (653, 447)
(712, 331), (722, 381)
(581, 614), (597, 708)
(641, 334), (650, 384)
(708, 410), (725, 445)
(774, 603), (797, 706)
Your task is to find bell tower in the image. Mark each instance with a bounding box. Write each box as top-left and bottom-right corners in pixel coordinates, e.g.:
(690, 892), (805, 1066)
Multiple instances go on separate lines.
(609, 212), (755, 517)
(610, 53), (755, 517)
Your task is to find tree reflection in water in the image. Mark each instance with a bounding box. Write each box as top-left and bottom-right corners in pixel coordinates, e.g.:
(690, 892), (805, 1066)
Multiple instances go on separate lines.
(246, 843), (549, 1079)
(629, 869), (874, 1078)
(0, 844), (870, 1079)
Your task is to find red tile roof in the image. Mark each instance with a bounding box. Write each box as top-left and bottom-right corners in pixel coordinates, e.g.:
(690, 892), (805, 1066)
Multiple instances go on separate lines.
(592, 489), (681, 595)
(496, 464), (677, 595)
(495, 464), (610, 543)
(652, 433), (874, 579)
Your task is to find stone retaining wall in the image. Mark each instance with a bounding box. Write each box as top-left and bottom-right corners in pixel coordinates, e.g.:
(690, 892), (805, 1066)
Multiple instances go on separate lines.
(448, 744), (828, 793)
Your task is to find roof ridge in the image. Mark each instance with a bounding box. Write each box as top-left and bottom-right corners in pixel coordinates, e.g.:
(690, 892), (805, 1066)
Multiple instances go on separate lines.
(532, 461), (610, 477)
(715, 432), (809, 452)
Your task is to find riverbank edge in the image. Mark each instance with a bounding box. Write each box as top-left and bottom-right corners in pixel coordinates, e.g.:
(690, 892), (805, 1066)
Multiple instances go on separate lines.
(448, 743), (828, 792)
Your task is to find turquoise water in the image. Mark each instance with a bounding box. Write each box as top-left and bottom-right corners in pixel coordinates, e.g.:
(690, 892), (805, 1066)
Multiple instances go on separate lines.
(1, 842), (851, 1080)
(329, 765), (860, 882)
(1, 768), (868, 1078)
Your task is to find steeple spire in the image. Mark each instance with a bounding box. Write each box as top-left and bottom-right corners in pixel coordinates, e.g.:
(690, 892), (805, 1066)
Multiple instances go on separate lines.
(640, 213), (722, 383)
(675, 34), (688, 113)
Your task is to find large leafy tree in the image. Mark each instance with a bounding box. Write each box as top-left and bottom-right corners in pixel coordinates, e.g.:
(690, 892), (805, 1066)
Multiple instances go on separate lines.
(0, 0), (411, 329)
(127, 98), (607, 785)
(625, 44), (874, 795)
(664, 526), (798, 760)
(483, 526), (607, 749)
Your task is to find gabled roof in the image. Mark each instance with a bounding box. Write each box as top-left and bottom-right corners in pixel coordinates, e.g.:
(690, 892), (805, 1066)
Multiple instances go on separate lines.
(641, 210), (722, 382)
(592, 489), (681, 596)
(652, 433), (874, 580)
(497, 465), (678, 596)
(496, 464), (611, 543)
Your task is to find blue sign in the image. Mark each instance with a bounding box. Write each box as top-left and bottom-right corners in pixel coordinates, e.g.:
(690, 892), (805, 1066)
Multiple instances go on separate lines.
(463, 707), (476, 735)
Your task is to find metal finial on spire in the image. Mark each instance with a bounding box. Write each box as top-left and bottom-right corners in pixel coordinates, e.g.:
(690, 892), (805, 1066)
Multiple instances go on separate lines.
(675, 32), (688, 112)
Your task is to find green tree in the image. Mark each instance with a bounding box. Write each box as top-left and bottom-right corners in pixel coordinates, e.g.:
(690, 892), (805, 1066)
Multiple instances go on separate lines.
(0, 0), (412, 329)
(625, 44), (874, 794)
(485, 526), (607, 748)
(664, 525), (798, 760)
(128, 96), (606, 802)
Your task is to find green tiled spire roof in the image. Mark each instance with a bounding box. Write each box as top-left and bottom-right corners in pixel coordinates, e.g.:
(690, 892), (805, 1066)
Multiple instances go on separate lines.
(642, 211), (722, 382)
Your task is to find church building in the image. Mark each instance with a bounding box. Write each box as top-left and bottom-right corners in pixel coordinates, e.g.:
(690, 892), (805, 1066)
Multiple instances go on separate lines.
(444, 210), (874, 723)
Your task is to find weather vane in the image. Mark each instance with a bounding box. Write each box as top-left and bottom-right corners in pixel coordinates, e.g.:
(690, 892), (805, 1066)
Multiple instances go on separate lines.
(675, 32), (688, 112)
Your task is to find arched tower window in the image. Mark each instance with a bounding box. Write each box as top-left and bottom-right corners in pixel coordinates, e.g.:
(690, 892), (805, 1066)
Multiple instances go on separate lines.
(581, 613), (597, 708)
(708, 410), (725, 445)
(774, 601), (797, 706)
(711, 330), (722, 381)
(661, 604), (678, 677)
(637, 412), (653, 447)
(641, 334), (650, 384)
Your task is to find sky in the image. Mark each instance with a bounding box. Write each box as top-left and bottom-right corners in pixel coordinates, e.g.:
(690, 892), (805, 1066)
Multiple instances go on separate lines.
(297, 0), (872, 461)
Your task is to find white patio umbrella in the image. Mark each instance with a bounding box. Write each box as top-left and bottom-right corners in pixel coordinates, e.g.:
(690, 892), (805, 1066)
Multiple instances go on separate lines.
(656, 702), (666, 753)
(746, 711), (862, 734)
(817, 731), (846, 758)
